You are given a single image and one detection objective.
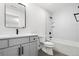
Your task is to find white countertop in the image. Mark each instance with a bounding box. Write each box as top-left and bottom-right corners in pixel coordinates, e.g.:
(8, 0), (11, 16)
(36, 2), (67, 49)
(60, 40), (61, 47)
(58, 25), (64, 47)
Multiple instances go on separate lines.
(0, 34), (38, 39)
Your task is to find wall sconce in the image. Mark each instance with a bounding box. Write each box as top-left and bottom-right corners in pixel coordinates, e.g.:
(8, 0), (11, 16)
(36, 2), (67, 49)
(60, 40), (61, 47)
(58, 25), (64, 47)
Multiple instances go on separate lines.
(74, 13), (79, 22)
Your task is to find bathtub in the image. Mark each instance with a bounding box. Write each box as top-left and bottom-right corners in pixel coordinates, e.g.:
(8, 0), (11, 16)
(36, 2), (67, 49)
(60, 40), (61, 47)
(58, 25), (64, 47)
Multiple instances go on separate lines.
(51, 38), (79, 56)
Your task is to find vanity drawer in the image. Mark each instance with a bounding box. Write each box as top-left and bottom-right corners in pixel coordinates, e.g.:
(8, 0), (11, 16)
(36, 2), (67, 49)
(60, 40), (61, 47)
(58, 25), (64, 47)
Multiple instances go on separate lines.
(20, 37), (29, 44)
(30, 36), (38, 42)
(9, 37), (29, 46)
(0, 40), (8, 49)
(9, 39), (21, 46)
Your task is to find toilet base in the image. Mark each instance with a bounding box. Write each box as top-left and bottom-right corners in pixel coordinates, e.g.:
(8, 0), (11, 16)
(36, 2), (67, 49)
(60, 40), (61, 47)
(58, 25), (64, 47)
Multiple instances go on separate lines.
(42, 47), (53, 55)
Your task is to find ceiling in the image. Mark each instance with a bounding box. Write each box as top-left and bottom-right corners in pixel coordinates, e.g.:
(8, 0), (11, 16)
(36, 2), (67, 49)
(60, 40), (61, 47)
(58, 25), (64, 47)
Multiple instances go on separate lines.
(33, 3), (73, 14)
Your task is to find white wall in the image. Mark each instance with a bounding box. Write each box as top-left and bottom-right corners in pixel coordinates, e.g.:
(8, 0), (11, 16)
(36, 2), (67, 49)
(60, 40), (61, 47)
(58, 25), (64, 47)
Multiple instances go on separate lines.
(0, 3), (50, 42)
(53, 3), (79, 55)
(19, 4), (50, 38)
(53, 3), (79, 42)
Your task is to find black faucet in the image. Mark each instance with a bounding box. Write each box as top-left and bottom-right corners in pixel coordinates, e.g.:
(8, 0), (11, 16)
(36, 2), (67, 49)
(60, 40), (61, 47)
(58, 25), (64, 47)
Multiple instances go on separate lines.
(16, 29), (19, 35)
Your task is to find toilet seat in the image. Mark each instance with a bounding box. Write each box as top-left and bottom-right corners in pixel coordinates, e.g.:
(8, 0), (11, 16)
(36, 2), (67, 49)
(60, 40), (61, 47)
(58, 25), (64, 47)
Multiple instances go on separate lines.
(41, 41), (54, 48)
(43, 42), (54, 48)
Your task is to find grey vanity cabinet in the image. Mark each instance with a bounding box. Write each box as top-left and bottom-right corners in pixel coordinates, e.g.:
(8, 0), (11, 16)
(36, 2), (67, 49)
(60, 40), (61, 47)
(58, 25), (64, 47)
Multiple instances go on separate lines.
(0, 45), (20, 56)
(0, 35), (38, 56)
(29, 36), (38, 56)
(21, 36), (38, 56)
(29, 42), (38, 56)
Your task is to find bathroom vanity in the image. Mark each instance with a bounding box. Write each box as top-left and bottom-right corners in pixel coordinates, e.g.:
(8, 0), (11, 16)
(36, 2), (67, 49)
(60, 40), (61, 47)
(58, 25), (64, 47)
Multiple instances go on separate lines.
(0, 3), (39, 56)
(0, 35), (39, 56)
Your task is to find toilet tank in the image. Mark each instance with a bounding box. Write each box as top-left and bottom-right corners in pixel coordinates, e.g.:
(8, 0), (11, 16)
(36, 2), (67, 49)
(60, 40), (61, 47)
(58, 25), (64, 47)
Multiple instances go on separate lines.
(38, 35), (46, 42)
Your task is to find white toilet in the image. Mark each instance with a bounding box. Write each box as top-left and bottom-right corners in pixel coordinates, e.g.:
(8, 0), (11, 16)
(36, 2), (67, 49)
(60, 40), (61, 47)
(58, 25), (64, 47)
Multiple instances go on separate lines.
(40, 38), (54, 55)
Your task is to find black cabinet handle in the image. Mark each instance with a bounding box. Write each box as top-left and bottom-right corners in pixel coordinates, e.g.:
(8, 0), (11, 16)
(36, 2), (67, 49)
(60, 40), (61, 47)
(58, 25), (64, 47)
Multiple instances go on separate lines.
(18, 47), (21, 56)
(22, 46), (24, 55)
(33, 38), (35, 40)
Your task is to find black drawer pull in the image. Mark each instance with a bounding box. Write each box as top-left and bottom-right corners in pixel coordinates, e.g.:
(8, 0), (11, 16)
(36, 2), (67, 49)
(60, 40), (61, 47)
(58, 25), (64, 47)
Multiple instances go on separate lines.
(22, 46), (24, 55)
(18, 47), (21, 56)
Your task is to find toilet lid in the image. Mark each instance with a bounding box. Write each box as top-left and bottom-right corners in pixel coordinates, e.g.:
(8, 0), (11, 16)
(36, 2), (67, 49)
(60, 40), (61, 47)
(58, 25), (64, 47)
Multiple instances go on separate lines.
(43, 42), (54, 45)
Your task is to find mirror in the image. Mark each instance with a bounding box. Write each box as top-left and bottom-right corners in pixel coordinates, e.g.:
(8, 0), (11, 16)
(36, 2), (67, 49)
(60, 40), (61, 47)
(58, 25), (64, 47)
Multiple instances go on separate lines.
(5, 3), (26, 28)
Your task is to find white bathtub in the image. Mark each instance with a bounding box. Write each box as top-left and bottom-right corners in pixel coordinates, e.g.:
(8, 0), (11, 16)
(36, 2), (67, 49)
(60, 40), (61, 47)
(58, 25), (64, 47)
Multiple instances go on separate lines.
(51, 38), (79, 56)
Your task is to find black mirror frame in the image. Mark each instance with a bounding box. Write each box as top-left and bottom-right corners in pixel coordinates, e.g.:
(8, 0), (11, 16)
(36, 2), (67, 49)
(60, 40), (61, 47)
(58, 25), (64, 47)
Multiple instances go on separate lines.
(4, 3), (26, 29)
(74, 13), (79, 22)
